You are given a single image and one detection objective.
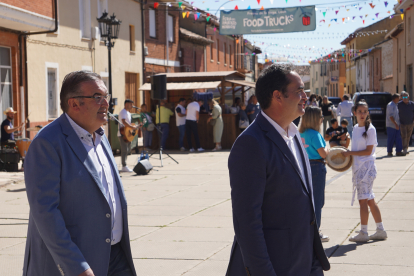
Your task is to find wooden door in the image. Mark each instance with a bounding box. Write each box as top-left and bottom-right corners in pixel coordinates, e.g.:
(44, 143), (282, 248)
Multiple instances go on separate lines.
(125, 72), (140, 108)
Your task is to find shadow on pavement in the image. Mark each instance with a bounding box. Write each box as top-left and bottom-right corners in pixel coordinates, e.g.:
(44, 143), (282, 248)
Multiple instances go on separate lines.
(7, 188), (26, 192)
(326, 240), (383, 258)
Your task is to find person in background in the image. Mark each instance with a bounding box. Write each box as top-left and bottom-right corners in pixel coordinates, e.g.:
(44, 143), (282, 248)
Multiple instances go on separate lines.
(325, 118), (347, 148)
(118, 99), (139, 172)
(1, 107), (23, 147)
(156, 100), (174, 150)
(340, 119), (351, 149)
(386, 94), (405, 156)
(238, 102), (249, 132)
(139, 104), (154, 153)
(231, 97), (242, 114)
(321, 96), (334, 135)
(186, 98), (205, 152)
(300, 106), (330, 242)
(246, 95), (261, 124)
(336, 94), (354, 138)
(175, 98), (187, 151)
(306, 94), (319, 107)
(318, 95), (323, 107)
(207, 99), (223, 151)
(398, 91), (414, 155)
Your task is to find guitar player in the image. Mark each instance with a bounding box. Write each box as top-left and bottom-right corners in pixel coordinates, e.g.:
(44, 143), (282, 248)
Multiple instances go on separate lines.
(118, 99), (139, 172)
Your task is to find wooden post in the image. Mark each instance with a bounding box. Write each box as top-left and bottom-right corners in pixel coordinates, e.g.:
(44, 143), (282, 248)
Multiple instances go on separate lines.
(232, 83), (235, 105)
(221, 78), (226, 108)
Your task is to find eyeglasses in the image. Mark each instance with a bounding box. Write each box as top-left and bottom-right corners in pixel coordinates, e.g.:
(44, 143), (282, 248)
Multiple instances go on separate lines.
(72, 93), (111, 104)
(321, 115), (324, 118)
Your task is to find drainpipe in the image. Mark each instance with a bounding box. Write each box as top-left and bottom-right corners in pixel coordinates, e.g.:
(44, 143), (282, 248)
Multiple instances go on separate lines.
(140, 0), (146, 103)
(390, 32), (399, 94)
(18, 0), (58, 138)
(165, 5), (169, 71)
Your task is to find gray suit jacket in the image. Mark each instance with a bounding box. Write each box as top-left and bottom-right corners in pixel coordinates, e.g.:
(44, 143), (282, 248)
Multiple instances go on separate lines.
(226, 112), (329, 276)
(23, 114), (136, 276)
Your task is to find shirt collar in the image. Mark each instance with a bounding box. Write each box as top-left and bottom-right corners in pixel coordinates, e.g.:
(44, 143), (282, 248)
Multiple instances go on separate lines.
(65, 113), (104, 146)
(261, 110), (298, 141)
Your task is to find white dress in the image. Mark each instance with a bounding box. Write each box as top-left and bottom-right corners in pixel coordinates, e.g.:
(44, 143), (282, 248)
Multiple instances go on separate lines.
(351, 124), (378, 205)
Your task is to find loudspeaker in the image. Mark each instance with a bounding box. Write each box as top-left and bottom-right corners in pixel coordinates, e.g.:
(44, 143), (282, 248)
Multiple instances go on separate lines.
(133, 159), (153, 175)
(151, 74), (167, 100)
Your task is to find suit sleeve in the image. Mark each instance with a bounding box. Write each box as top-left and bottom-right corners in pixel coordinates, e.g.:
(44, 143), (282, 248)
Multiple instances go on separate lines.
(25, 136), (90, 276)
(228, 135), (277, 276)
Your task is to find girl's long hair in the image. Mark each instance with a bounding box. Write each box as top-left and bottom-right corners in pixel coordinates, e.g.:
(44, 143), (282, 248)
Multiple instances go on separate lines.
(299, 106), (322, 133)
(353, 100), (371, 138)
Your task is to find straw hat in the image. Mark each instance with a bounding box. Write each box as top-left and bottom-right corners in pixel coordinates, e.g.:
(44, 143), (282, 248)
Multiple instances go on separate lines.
(3, 107), (17, 115)
(326, 146), (353, 172)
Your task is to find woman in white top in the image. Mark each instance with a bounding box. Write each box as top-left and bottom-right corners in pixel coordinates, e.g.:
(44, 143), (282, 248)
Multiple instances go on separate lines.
(306, 94), (319, 107)
(342, 100), (387, 242)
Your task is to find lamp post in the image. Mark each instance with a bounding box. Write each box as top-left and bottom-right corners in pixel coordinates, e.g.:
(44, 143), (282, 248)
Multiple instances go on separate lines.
(97, 11), (121, 114)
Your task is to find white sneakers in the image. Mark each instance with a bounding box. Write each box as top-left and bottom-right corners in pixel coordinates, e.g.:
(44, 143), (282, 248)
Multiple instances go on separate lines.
(189, 148), (195, 152)
(319, 232), (330, 242)
(180, 147), (186, 151)
(189, 148), (204, 152)
(349, 231), (369, 242)
(349, 229), (388, 242)
(121, 166), (133, 172)
(212, 146), (222, 152)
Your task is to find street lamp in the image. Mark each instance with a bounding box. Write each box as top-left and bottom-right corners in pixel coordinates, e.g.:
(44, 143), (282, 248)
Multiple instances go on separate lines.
(97, 11), (121, 114)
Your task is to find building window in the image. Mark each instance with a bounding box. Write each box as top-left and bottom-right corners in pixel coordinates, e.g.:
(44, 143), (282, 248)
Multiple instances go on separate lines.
(316, 88), (319, 94)
(229, 45), (232, 65)
(217, 39), (220, 62)
(149, 9), (156, 38)
(316, 71), (318, 81)
(97, 0), (108, 17)
(167, 15), (174, 42)
(224, 43), (227, 64)
(79, 0), (91, 39)
(0, 47), (12, 121)
(129, 25), (135, 52)
(46, 64), (59, 120)
(210, 37), (214, 60)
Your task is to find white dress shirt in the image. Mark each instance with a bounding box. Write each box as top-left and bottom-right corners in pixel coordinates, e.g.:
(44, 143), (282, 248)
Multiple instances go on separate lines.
(66, 114), (123, 245)
(337, 100), (354, 117)
(261, 111), (308, 191)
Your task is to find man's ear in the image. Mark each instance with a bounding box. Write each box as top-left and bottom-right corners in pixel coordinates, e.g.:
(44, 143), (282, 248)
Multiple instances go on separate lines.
(68, 98), (81, 112)
(272, 90), (283, 103)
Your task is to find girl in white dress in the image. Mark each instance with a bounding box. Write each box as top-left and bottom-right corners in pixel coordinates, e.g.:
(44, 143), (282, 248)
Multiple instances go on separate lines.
(342, 100), (387, 242)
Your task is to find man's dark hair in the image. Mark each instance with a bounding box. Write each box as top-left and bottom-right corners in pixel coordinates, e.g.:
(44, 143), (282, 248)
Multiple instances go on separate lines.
(340, 119), (348, 126)
(198, 99), (204, 104)
(60, 70), (102, 112)
(124, 99), (134, 105)
(179, 98), (186, 103)
(392, 93), (400, 100)
(255, 63), (293, 110)
(330, 118), (338, 124)
(343, 95), (349, 100)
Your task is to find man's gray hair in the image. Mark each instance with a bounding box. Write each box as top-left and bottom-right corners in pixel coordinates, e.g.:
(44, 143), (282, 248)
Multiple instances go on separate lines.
(401, 91), (409, 97)
(60, 70), (102, 112)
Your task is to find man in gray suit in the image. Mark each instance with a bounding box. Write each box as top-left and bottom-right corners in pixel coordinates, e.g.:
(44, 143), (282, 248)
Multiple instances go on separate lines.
(23, 71), (136, 276)
(226, 64), (330, 276)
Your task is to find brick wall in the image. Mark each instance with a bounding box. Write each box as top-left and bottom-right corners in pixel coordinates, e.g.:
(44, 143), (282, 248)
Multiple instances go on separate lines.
(206, 26), (238, 72)
(0, 30), (23, 125)
(180, 40), (205, 72)
(2, 0), (54, 18)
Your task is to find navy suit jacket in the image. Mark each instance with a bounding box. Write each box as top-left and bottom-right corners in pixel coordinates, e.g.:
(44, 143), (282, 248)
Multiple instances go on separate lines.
(226, 112), (330, 276)
(23, 114), (136, 276)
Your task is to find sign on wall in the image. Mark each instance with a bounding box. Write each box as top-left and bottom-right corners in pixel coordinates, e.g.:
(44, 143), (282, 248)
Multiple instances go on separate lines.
(220, 6), (316, 35)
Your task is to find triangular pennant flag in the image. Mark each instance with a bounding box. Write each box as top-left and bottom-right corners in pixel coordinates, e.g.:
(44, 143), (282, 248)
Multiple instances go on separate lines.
(387, 11), (391, 14)
(247, 6), (251, 10)
(401, 14), (404, 20)
(335, 10), (339, 15)
(384, 1), (388, 7)
(285, 0), (288, 3)
(194, 13), (197, 20)
(328, 24), (331, 27)
(375, 13), (379, 18)
(400, 9), (404, 13)
(260, 6), (264, 10)
(323, 12), (326, 17)
(369, 3), (375, 9)
(365, 14), (368, 17)
(360, 15), (363, 19)
(186, 11), (190, 18)
(257, 0), (260, 4)
(197, 12), (200, 18)
(178, 2), (182, 8)
(363, 20), (365, 24)
(270, 0), (274, 4)
(207, 16), (211, 22)
(154, 2), (159, 9)
(235, 5), (238, 10)
(352, 16), (356, 20)
(182, 12), (186, 19)
(214, 27), (216, 32)
(347, 9), (349, 12)
(342, 18), (345, 22)
(359, 7), (363, 10)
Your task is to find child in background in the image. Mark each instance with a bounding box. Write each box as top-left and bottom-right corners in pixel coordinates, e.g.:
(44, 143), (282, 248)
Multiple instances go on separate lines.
(342, 101), (387, 242)
(340, 119), (351, 148)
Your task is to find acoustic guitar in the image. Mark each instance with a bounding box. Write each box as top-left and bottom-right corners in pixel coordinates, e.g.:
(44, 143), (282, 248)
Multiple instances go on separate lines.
(120, 124), (140, 143)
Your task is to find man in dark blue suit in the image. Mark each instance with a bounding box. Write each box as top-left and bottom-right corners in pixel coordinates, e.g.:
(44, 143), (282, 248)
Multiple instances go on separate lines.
(226, 64), (330, 276)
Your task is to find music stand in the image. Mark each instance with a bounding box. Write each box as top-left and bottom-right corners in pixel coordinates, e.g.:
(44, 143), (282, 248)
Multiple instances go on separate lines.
(148, 100), (178, 167)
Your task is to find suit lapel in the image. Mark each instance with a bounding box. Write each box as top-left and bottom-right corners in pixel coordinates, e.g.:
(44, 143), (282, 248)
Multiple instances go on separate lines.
(59, 114), (108, 201)
(257, 113), (310, 195)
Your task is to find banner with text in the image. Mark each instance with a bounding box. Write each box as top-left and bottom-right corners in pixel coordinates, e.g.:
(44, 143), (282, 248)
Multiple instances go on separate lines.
(220, 6), (316, 35)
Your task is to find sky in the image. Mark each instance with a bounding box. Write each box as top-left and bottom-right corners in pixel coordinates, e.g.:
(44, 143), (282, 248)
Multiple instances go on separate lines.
(187, 0), (401, 64)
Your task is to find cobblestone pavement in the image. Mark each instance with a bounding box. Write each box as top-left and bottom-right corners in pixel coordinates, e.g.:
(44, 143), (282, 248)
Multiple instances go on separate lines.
(0, 133), (413, 275)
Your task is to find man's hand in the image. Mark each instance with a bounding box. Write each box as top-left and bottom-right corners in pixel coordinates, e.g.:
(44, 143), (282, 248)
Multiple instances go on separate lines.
(78, 268), (94, 276)
(341, 151), (351, 157)
(395, 123), (399, 130)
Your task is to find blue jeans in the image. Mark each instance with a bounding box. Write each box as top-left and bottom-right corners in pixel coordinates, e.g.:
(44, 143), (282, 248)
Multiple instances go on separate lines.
(310, 160), (327, 230)
(178, 125), (186, 148)
(160, 123), (170, 149)
(142, 128), (153, 148)
(387, 127), (403, 153)
(341, 116), (353, 138)
(108, 243), (134, 276)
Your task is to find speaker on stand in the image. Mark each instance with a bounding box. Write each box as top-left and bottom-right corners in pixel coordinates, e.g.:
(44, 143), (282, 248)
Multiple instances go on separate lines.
(148, 74), (179, 167)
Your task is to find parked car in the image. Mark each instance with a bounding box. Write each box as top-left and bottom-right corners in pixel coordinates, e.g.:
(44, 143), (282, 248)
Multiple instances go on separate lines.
(328, 97), (342, 107)
(352, 92), (392, 131)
